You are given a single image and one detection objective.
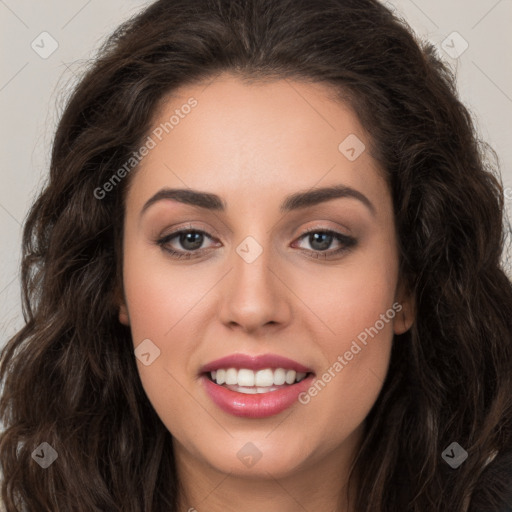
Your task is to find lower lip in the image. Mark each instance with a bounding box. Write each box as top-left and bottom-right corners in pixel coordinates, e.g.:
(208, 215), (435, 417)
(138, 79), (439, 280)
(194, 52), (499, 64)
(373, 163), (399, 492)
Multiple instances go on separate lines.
(201, 374), (314, 418)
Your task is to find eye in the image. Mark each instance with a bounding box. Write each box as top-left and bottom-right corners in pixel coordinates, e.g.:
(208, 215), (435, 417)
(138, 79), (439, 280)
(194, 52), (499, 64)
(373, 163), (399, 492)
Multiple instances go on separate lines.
(293, 228), (357, 259)
(156, 228), (218, 260)
(155, 226), (357, 260)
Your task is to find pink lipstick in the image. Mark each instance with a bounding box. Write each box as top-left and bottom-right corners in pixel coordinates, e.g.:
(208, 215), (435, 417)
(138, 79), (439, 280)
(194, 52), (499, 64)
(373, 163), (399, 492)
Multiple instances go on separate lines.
(200, 353), (315, 418)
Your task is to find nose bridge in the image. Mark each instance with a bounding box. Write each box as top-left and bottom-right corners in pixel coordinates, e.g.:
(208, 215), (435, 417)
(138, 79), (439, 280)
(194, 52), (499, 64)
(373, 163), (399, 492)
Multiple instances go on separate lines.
(231, 231), (278, 303)
(217, 228), (291, 331)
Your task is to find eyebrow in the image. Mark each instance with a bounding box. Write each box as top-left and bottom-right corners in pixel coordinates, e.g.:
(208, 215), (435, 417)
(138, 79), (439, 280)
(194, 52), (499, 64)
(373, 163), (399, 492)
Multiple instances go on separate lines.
(140, 184), (376, 217)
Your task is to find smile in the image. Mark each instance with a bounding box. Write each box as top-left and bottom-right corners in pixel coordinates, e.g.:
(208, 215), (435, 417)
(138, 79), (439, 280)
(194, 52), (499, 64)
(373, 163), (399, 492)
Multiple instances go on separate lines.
(208, 368), (309, 393)
(200, 353), (315, 418)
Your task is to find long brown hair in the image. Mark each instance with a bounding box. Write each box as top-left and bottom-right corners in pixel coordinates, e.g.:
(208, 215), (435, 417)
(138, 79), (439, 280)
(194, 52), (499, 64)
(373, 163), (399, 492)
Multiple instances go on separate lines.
(1, 0), (511, 510)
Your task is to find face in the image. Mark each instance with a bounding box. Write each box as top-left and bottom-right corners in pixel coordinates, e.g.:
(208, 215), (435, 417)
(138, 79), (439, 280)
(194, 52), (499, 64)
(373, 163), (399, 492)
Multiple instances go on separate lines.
(119, 73), (414, 481)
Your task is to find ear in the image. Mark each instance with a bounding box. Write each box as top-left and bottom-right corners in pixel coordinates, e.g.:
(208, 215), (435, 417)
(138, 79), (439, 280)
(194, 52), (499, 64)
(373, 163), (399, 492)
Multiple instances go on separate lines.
(114, 285), (130, 326)
(393, 280), (415, 335)
(119, 302), (130, 326)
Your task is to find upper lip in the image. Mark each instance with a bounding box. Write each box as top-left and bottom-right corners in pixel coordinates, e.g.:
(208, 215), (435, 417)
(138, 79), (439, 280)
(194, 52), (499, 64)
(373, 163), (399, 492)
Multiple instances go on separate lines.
(200, 353), (313, 374)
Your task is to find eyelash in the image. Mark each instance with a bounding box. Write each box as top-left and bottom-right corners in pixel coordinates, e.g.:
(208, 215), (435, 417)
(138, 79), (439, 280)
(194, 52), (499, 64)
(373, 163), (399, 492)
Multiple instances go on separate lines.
(155, 226), (357, 261)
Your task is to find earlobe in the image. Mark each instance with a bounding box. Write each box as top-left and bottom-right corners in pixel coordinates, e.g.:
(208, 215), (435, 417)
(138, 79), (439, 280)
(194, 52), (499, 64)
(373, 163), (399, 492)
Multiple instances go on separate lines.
(114, 285), (130, 326)
(394, 306), (414, 335)
(393, 285), (416, 335)
(119, 303), (130, 326)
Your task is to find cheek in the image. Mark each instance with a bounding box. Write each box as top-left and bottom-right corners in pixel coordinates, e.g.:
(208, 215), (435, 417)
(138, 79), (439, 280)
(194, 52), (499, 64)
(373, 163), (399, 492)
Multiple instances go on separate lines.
(120, 238), (218, 427)
(299, 233), (399, 349)
(121, 253), (205, 437)
(121, 235), (211, 345)
(294, 236), (398, 422)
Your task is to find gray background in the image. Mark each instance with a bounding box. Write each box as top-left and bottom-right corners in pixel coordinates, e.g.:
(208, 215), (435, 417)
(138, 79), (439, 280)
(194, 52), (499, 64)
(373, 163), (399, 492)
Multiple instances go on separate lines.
(1, 0), (511, 351)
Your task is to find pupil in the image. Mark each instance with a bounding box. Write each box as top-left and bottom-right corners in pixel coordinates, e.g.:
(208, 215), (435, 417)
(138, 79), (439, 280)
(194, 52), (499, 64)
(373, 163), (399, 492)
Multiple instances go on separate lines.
(181, 232), (203, 250)
(310, 233), (332, 251)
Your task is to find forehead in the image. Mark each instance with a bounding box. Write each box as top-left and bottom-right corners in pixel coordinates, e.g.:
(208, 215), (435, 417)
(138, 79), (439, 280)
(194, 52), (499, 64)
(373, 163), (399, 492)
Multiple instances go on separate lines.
(126, 74), (389, 217)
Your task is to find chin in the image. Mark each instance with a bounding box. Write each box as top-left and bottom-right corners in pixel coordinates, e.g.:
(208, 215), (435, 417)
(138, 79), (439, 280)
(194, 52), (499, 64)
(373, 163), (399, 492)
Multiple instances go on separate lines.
(189, 434), (315, 478)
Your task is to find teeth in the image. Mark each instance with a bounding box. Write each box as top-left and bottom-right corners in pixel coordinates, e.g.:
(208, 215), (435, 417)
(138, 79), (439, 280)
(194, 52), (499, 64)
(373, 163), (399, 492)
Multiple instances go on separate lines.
(238, 369), (255, 387)
(216, 369), (226, 385)
(225, 385), (281, 394)
(255, 369), (274, 387)
(225, 368), (237, 385)
(209, 368), (309, 387)
(274, 368), (286, 385)
(285, 370), (296, 384)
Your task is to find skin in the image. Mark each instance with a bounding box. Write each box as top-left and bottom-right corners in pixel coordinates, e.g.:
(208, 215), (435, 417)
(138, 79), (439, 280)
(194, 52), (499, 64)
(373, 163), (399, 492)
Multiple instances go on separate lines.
(119, 73), (415, 512)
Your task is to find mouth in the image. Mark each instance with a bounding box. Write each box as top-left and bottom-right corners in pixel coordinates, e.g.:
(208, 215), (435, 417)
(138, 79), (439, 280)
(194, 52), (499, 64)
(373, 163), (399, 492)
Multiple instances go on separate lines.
(204, 367), (312, 394)
(199, 353), (315, 418)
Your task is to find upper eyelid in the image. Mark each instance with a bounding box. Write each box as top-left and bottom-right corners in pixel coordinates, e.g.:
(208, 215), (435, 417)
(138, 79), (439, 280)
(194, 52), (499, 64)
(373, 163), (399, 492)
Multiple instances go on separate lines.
(158, 227), (216, 243)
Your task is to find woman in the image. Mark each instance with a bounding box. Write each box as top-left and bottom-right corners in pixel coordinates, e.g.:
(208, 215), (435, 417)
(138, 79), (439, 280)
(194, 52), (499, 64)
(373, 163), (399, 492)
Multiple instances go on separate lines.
(1, 0), (511, 510)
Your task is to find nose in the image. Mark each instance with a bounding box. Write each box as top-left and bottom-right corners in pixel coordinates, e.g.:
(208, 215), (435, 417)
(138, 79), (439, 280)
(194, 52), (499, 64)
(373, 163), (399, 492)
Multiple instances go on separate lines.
(217, 239), (292, 335)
